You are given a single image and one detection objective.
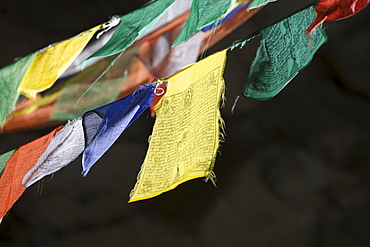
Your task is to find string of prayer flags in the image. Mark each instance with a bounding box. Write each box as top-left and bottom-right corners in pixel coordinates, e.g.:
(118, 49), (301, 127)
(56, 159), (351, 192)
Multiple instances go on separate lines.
(173, 0), (234, 46)
(2, 2), (258, 133)
(81, 83), (156, 176)
(129, 49), (227, 202)
(241, 5), (328, 101)
(0, 126), (61, 220)
(85, 0), (176, 64)
(2, 1), (191, 128)
(17, 26), (100, 100)
(0, 150), (16, 177)
(305, 0), (370, 35)
(0, 54), (36, 125)
(22, 118), (84, 187)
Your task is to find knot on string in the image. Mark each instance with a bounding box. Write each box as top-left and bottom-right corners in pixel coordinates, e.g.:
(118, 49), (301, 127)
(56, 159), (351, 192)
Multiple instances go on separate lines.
(97, 15), (121, 39)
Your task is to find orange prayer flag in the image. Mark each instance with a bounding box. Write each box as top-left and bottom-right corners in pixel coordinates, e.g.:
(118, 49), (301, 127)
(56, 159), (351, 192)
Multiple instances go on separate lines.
(0, 126), (62, 220)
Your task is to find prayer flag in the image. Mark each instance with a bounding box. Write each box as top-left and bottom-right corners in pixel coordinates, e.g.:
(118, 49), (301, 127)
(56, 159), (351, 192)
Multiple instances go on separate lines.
(173, 0), (234, 46)
(2, 2), (257, 133)
(202, 1), (252, 31)
(306, 0), (370, 35)
(22, 118), (84, 187)
(0, 54), (36, 125)
(137, 0), (192, 39)
(0, 127), (61, 220)
(86, 0), (176, 63)
(17, 26), (99, 99)
(60, 16), (120, 79)
(81, 83), (156, 176)
(129, 49), (227, 202)
(140, 29), (206, 79)
(0, 150), (16, 177)
(243, 6), (328, 101)
(247, 0), (276, 10)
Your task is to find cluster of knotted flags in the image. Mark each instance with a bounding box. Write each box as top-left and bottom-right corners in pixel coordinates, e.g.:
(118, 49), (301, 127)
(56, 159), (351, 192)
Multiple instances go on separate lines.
(0, 0), (368, 222)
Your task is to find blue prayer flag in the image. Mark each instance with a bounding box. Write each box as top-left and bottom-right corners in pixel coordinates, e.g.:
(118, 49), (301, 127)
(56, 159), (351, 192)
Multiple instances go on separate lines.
(81, 83), (156, 176)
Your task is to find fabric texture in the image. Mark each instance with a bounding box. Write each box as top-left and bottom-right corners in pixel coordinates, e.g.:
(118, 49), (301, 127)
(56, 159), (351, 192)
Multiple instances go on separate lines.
(0, 54), (36, 125)
(306, 0), (370, 35)
(17, 26), (98, 99)
(0, 127), (61, 220)
(247, 0), (276, 10)
(60, 17), (120, 79)
(51, 45), (141, 121)
(173, 0), (234, 46)
(141, 29), (206, 79)
(0, 150), (16, 177)
(129, 49), (227, 202)
(202, 1), (252, 31)
(86, 0), (176, 64)
(81, 83), (156, 176)
(2, 2), (256, 133)
(137, 0), (193, 40)
(22, 118), (84, 187)
(243, 6), (328, 101)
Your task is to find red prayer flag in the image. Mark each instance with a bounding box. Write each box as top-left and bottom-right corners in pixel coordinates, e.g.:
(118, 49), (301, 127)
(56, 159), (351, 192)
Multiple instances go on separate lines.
(306, 0), (370, 35)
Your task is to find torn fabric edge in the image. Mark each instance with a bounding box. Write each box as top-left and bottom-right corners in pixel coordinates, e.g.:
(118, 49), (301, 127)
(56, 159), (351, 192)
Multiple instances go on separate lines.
(128, 49), (227, 202)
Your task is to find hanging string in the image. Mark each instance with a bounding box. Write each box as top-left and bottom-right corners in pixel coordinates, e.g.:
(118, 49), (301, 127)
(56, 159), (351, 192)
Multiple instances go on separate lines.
(73, 50), (125, 108)
(199, 18), (223, 60)
(231, 95), (240, 114)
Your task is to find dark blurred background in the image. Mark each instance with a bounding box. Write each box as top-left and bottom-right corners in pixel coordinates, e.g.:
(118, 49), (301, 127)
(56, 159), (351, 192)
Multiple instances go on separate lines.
(1, 0), (370, 246)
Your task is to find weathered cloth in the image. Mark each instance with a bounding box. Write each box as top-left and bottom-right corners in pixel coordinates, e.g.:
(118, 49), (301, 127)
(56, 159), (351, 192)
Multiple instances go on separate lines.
(0, 127), (61, 220)
(17, 27), (99, 99)
(243, 6), (328, 100)
(22, 118), (84, 187)
(0, 150), (16, 177)
(0, 54), (36, 125)
(81, 83), (156, 176)
(129, 49), (227, 202)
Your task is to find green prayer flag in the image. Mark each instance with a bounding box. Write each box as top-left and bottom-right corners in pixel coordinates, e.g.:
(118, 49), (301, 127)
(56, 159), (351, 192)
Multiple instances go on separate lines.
(244, 6), (328, 101)
(173, 0), (233, 46)
(247, 0), (277, 10)
(86, 0), (175, 64)
(0, 54), (36, 125)
(0, 150), (16, 177)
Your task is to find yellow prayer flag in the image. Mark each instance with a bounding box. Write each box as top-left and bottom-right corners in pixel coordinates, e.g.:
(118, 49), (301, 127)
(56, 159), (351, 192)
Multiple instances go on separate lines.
(129, 49), (227, 202)
(17, 26), (100, 99)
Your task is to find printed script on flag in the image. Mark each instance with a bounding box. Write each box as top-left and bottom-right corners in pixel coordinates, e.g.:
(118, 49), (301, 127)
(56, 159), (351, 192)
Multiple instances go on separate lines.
(129, 49), (227, 202)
